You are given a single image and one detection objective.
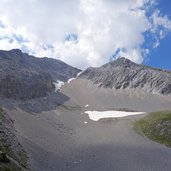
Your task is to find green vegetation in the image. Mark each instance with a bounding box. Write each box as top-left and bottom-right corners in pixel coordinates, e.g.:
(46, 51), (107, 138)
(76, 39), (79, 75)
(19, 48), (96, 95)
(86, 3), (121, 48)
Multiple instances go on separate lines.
(135, 111), (171, 147)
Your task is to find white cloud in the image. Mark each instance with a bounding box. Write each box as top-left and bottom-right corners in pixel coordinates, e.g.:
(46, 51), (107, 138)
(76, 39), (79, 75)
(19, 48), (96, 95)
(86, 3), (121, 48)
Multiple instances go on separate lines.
(0, 0), (171, 69)
(149, 9), (171, 48)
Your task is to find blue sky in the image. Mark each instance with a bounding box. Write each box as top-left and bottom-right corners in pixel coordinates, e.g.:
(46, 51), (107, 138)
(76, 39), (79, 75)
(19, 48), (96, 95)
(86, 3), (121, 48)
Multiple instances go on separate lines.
(145, 0), (171, 70)
(0, 0), (171, 69)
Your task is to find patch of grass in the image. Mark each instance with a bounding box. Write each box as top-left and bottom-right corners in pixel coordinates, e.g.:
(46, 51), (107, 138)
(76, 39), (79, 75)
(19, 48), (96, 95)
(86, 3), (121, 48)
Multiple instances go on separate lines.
(135, 111), (171, 147)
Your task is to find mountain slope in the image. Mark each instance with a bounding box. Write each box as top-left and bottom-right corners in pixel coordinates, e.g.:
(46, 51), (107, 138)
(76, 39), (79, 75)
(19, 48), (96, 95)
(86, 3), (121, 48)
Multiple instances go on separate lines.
(78, 57), (171, 95)
(0, 49), (81, 100)
(62, 57), (171, 112)
(0, 108), (28, 170)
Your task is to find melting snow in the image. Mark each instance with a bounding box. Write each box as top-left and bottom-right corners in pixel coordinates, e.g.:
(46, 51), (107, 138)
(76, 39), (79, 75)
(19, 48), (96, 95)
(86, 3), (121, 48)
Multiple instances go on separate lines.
(67, 78), (75, 84)
(84, 110), (145, 121)
(67, 71), (83, 84)
(76, 71), (83, 77)
(85, 104), (89, 108)
(53, 80), (64, 92)
(73, 160), (82, 164)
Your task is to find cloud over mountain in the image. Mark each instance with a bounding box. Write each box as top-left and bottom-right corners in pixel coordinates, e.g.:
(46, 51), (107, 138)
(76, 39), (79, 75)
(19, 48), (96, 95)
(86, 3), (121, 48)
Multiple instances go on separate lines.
(0, 0), (171, 69)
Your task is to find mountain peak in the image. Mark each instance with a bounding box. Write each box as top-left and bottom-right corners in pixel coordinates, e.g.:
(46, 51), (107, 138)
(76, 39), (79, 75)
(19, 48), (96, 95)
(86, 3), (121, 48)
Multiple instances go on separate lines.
(116, 56), (129, 61)
(110, 57), (136, 67)
(78, 57), (171, 95)
(0, 49), (23, 54)
(10, 48), (22, 53)
(0, 49), (81, 100)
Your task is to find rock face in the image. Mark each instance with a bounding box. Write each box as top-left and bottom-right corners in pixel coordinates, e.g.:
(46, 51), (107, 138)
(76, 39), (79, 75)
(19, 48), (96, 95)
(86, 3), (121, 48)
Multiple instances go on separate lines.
(79, 57), (171, 95)
(0, 108), (28, 170)
(0, 49), (81, 100)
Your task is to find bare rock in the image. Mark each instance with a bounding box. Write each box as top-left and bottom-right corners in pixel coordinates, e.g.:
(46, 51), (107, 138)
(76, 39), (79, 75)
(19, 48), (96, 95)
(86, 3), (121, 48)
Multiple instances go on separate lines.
(78, 57), (171, 95)
(0, 49), (81, 100)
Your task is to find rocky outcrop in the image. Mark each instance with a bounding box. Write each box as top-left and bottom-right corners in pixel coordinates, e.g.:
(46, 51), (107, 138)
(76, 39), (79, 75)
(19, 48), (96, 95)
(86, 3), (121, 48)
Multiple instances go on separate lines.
(0, 108), (28, 170)
(0, 49), (81, 100)
(78, 57), (171, 95)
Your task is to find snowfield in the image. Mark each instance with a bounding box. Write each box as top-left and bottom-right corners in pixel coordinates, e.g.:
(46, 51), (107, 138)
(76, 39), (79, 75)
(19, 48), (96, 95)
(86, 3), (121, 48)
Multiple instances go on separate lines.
(53, 81), (64, 92)
(84, 110), (145, 121)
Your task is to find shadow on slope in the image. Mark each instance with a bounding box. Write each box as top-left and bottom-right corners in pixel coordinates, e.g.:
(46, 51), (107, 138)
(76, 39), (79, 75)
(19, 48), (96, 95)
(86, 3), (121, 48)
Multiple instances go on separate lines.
(19, 134), (171, 171)
(0, 91), (70, 114)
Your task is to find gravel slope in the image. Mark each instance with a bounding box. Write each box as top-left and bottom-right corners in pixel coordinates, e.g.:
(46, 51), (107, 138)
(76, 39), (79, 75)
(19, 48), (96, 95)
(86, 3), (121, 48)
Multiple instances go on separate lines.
(61, 79), (171, 112)
(2, 76), (171, 171)
(4, 102), (171, 171)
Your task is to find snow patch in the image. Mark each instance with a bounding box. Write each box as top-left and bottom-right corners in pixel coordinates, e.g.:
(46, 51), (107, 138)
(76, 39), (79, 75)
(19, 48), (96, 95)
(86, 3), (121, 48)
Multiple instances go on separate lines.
(84, 110), (145, 121)
(73, 160), (82, 164)
(67, 78), (75, 84)
(53, 80), (64, 92)
(76, 71), (83, 77)
(85, 104), (89, 108)
(67, 71), (83, 84)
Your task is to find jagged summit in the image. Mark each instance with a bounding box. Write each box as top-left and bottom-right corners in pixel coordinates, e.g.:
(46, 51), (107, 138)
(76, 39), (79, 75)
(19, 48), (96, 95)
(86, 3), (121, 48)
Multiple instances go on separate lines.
(111, 57), (133, 64)
(78, 57), (171, 95)
(1, 48), (22, 53)
(102, 57), (137, 69)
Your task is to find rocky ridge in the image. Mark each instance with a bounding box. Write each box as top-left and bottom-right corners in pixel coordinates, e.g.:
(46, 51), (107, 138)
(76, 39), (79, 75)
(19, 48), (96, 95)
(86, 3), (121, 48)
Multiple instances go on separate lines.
(0, 49), (81, 100)
(78, 57), (171, 95)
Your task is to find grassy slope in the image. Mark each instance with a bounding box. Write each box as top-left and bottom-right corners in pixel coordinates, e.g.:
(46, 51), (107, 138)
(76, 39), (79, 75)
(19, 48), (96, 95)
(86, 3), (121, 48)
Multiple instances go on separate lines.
(135, 111), (171, 147)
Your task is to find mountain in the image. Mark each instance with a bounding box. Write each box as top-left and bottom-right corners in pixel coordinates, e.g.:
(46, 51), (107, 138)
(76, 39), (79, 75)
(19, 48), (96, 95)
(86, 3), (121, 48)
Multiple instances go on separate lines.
(0, 49), (81, 100)
(62, 57), (171, 112)
(78, 57), (171, 95)
(1, 54), (171, 171)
